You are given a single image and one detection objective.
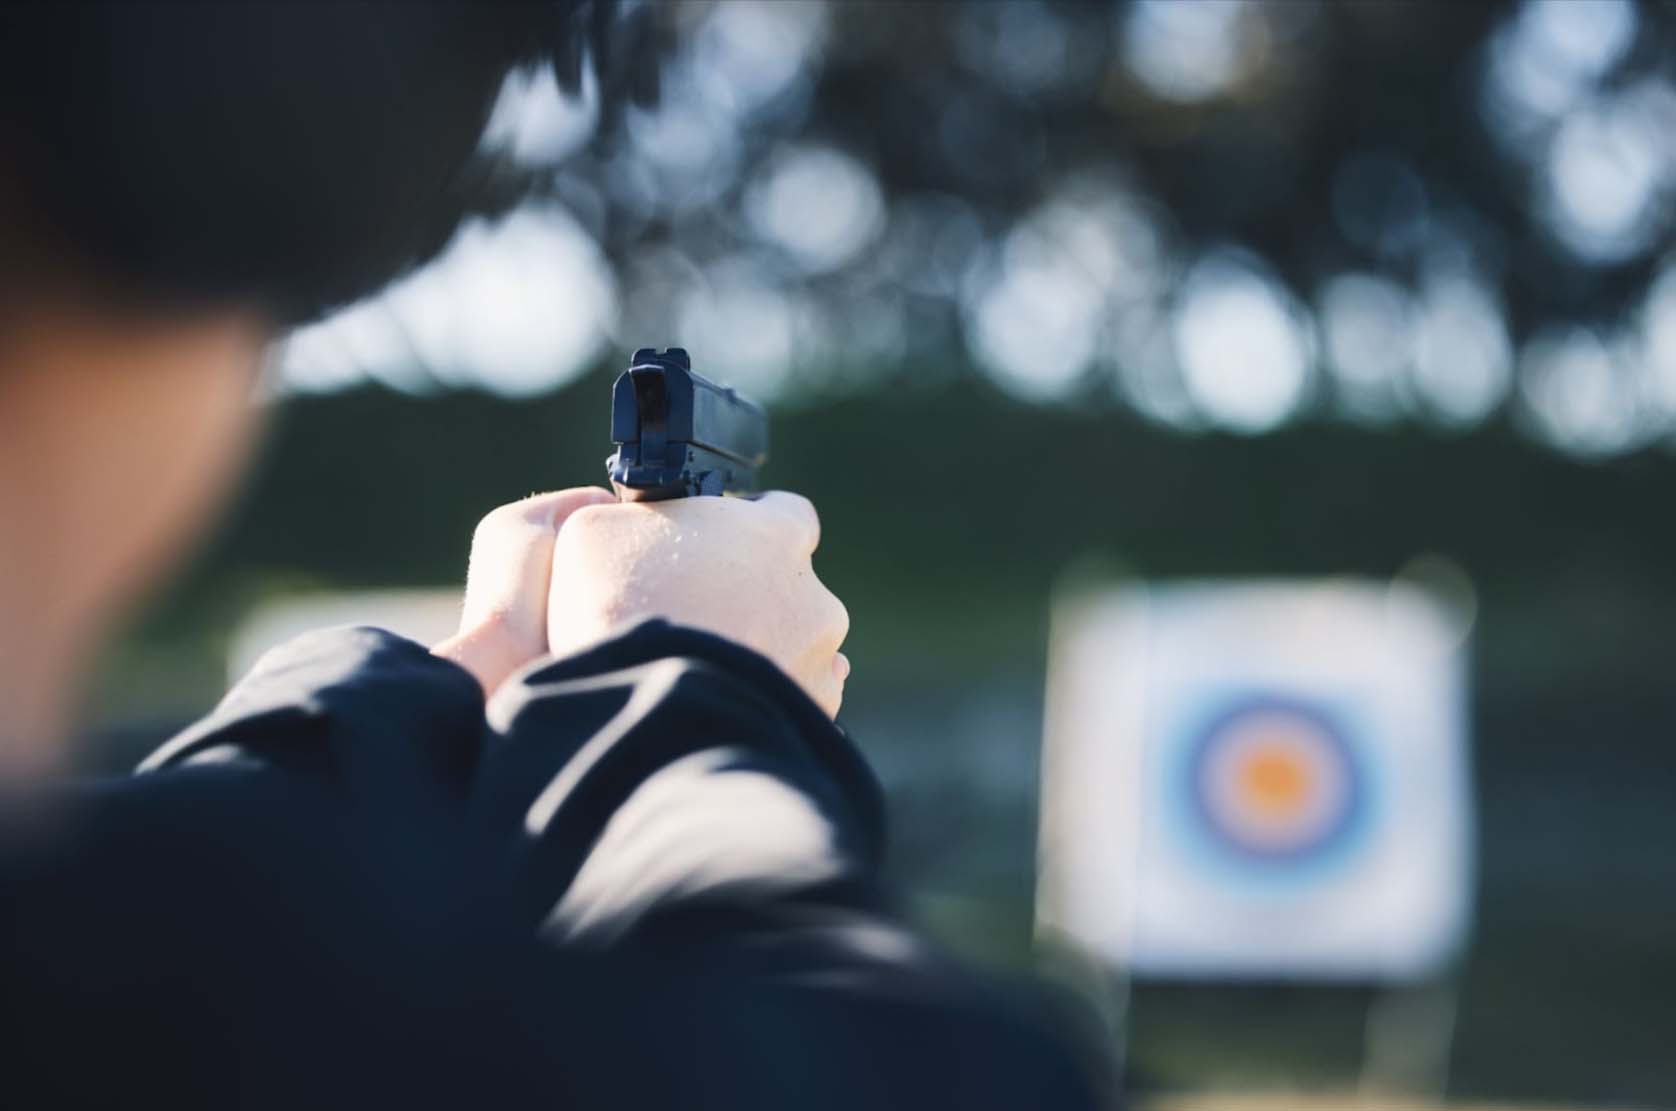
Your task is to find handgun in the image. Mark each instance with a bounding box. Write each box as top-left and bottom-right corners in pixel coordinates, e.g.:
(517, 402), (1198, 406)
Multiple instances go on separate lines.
(606, 347), (768, 501)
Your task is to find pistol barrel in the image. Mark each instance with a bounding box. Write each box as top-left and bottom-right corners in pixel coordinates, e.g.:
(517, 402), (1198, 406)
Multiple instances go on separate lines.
(607, 348), (767, 500)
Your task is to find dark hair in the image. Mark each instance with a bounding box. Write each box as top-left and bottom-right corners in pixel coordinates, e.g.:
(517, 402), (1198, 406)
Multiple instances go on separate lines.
(0, 4), (607, 325)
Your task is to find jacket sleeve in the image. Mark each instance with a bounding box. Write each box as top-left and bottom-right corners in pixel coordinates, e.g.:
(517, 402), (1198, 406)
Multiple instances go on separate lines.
(128, 620), (1107, 1108)
(474, 619), (1110, 1110)
(139, 623), (484, 807)
(4, 627), (510, 1108)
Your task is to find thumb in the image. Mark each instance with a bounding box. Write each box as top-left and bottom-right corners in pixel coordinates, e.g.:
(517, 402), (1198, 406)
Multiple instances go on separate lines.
(459, 487), (616, 632)
(439, 487), (617, 697)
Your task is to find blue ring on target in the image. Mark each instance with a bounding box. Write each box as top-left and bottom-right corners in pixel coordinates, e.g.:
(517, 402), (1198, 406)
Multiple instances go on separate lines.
(1175, 693), (1370, 875)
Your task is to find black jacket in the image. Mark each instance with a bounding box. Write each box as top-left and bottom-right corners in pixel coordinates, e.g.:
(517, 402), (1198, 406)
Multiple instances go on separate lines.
(1, 621), (1105, 1108)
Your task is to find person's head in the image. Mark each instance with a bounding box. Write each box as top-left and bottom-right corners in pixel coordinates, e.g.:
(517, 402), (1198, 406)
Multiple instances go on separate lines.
(0, 4), (595, 768)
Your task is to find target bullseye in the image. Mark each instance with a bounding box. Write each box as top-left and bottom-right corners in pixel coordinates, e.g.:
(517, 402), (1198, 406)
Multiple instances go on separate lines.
(1188, 698), (1363, 865)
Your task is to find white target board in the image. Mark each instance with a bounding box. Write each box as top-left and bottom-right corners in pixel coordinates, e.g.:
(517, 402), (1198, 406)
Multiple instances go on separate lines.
(1036, 579), (1474, 981)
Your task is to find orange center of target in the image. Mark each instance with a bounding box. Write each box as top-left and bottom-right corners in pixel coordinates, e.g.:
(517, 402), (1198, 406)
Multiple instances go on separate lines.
(1236, 741), (1316, 817)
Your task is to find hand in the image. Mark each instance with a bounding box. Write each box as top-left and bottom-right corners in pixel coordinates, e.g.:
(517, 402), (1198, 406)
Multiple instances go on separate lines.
(547, 492), (851, 717)
(433, 487), (617, 696)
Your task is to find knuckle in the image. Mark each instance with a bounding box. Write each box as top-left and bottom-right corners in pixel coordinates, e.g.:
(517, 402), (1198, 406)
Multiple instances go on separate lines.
(823, 590), (850, 643)
(787, 490), (818, 519)
(761, 488), (814, 520)
(510, 492), (561, 526)
(774, 493), (821, 549)
(473, 503), (518, 541)
(480, 489), (611, 543)
(564, 502), (613, 532)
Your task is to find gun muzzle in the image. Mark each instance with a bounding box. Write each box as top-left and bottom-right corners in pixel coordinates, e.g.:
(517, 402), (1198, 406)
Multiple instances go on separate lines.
(606, 348), (768, 500)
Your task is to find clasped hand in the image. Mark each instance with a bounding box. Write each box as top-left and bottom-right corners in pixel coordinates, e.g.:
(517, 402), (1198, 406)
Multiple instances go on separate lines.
(432, 488), (850, 718)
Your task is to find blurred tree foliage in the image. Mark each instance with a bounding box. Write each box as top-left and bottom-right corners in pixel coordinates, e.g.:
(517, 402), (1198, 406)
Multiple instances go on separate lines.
(456, 0), (1676, 452)
(788, 0), (1667, 324)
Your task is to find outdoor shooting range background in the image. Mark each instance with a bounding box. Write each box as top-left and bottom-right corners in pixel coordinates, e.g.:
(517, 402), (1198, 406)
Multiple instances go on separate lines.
(75, 2), (1676, 1106)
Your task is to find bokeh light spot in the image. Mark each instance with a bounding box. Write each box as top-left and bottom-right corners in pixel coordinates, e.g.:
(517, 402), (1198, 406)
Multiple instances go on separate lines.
(1541, 84), (1675, 263)
(1518, 326), (1647, 457)
(1318, 272), (1414, 422)
(746, 146), (885, 274)
(675, 260), (800, 401)
(690, 0), (827, 118)
(1411, 271), (1513, 426)
(479, 61), (598, 167)
(280, 205), (615, 398)
(1172, 252), (1312, 433)
(1639, 257), (1676, 418)
(1123, 0), (1253, 104)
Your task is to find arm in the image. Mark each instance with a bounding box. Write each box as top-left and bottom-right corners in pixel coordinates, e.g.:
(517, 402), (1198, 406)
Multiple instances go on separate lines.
(119, 616), (1101, 1109)
(4, 625), (505, 1108)
(476, 620), (1107, 1110)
